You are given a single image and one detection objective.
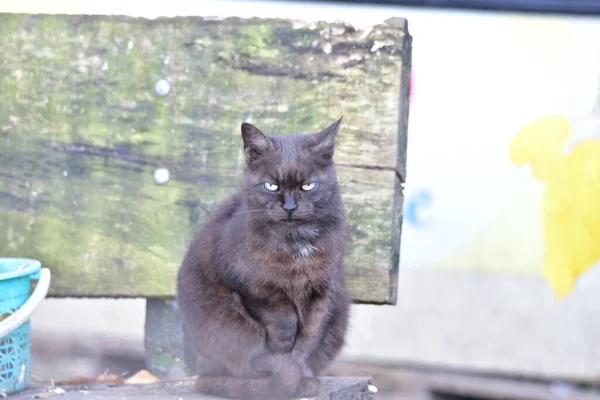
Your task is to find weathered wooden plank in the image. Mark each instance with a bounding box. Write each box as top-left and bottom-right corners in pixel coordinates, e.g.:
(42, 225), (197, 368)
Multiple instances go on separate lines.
(0, 14), (411, 304)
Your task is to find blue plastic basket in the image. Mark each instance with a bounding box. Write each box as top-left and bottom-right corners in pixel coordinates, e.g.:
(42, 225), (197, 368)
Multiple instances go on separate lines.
(0, 258), (50, 394)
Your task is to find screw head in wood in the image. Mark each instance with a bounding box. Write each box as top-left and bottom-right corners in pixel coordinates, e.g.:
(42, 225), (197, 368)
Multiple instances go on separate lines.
(153, 168), (170, 185)
(154, 79), (171, 97)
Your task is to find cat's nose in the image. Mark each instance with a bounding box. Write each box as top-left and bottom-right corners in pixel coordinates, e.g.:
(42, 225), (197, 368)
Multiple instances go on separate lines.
(282, 203), (297, 215)
(282, 195), (297, 216)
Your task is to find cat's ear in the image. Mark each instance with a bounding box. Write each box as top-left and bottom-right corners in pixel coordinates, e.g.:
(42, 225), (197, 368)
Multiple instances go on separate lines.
(308, 117), (343, 162)
(241, 122), (274, 163)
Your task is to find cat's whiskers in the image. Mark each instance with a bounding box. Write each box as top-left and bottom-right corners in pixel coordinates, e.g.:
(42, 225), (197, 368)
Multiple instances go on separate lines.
(303, 215), (334, 234)
(233, 209), (265, 217)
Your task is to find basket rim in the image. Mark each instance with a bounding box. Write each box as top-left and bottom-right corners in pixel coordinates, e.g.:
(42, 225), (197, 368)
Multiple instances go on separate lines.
(0, 258), (42, 282)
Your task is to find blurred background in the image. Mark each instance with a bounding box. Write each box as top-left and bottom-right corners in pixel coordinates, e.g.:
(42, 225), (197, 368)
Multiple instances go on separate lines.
(2, 0), (600, 398)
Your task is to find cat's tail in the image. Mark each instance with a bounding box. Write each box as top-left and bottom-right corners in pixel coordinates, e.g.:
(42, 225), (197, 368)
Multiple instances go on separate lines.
(194, 354), (301, 400)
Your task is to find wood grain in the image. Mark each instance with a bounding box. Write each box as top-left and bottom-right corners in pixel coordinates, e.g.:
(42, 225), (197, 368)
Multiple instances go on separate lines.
(0, 14), (411, 304)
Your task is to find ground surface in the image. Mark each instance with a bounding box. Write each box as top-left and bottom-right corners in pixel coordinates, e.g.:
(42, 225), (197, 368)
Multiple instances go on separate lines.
(20, 347), (600, 400)
(21, 323), (600, 400)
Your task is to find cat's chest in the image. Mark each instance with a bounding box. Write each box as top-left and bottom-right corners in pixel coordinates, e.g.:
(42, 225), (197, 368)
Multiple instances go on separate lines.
(294, 243), (318, 259)
(252, 239), (327, 267)
(248, 247), (328, 300)
(277, 246), (327, 278)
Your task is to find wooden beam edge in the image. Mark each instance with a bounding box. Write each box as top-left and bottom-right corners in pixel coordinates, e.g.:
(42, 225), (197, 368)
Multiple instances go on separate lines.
(388, 18), (412, 305)
(394, 17), (412, 185)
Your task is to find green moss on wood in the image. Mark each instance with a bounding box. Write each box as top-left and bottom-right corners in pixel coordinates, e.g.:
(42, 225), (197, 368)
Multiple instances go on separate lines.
(0, 14), (411, 304)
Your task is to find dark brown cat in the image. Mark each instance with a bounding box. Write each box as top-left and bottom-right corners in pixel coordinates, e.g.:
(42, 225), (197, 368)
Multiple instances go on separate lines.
(176, 118), (351, 400)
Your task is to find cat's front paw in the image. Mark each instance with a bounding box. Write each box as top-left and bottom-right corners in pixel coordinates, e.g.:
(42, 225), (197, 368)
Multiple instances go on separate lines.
(266, 327), (296, 353)
(266, 337), (295, 353)
(294, 377), (321, 398)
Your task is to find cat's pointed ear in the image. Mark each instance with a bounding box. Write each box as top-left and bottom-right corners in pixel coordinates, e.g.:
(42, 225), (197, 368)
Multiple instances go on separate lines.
(308, 117), (343, 162)
(241, 122), (274, 162)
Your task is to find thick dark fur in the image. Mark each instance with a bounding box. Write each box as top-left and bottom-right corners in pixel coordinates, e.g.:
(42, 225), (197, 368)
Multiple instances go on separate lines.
(176, 118), (351, 400)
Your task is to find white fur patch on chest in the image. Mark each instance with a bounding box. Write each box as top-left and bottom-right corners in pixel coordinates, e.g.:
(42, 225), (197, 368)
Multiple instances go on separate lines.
(295, 243), (317, 259)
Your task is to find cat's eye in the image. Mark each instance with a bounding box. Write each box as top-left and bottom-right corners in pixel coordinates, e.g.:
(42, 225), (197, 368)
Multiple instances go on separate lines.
(301, 182), (316, 191)
(263, 182), (279, 192)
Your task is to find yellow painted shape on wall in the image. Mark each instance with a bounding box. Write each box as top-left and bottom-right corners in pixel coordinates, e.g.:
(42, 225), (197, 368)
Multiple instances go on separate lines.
(509, 116), (571, 180)
(511, 116), (600, 297)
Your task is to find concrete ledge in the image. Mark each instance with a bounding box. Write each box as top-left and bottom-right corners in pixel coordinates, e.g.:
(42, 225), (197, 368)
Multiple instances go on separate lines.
(10, 377), (375, 400)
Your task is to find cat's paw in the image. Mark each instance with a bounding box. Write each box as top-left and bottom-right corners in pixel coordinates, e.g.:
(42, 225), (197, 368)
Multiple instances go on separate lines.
(251, 353), (294, 373)
(266, 336), (295, 353)
(294, 377), (321, 398)
(265, 323), (296, 353)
